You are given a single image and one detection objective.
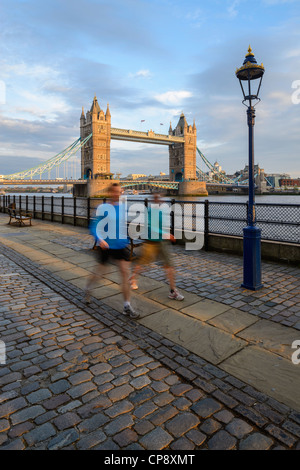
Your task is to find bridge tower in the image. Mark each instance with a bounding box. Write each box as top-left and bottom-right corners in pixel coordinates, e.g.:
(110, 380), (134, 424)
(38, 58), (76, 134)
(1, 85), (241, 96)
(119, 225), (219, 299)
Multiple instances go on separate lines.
(80, 96), (111, 180)
(169, 113), (197, 182)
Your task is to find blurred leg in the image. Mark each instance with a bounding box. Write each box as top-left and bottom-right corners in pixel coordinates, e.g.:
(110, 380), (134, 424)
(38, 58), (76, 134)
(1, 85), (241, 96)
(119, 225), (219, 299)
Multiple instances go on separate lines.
(119, 259), (131, 303)
(164, 266), (176, 291)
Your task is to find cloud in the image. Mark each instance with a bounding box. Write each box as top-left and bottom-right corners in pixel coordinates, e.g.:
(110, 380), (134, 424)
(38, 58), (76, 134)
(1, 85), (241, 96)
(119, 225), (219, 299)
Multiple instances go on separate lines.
(267, 91), (294, 107)
(286, 48), (300, 58)
(129, 69), (152, 79)
(227, 0), (240, 18)
(154, 91), (193, 106)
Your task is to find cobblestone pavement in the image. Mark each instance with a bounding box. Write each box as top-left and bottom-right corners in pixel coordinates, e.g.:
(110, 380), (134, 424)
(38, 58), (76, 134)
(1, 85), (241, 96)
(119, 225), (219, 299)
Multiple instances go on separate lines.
(1, 247), (300, 450)
(51, 233), (300, 329)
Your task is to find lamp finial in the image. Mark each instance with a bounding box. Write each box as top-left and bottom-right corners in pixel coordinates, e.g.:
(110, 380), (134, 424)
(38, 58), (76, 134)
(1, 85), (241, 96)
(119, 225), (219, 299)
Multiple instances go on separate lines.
(246, 45), (254, 57)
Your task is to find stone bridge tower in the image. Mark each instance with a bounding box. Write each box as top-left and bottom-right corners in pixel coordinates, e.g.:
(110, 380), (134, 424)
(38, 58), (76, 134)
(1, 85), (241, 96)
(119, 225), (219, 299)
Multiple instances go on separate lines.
(169, 113), (197, 182)
(80, 96), (111, 180)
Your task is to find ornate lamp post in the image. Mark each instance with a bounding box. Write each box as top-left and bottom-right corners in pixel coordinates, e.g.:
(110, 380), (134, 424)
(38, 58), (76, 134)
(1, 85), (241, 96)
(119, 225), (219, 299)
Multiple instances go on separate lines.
(236, 46), (264, 290)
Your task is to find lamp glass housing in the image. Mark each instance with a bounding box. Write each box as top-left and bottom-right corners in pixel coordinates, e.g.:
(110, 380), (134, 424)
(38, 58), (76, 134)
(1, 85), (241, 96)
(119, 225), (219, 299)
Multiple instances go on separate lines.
(236, 46), (265, 105)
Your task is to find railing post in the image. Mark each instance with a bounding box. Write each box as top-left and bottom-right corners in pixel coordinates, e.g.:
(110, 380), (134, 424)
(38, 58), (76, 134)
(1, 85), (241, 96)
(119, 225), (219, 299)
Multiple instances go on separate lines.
(51, 196), (54, 222)
(13, 195), (16, 207)
(19, 195), (21, 211)
(26, 195), (28, 213)
(33, 196), (36, 218)
(61, 197), (64, 224)
(41, 196), (44, 220)
(87, 197), (91, 224)
(170, 198), (175, 239)
(204, 199), (209, 251)
(73, 196), (77, 226)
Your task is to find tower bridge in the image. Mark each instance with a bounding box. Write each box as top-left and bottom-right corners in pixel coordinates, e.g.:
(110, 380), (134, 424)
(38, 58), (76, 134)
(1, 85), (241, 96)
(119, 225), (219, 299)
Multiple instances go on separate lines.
(0, 95), (263, 196)
(77, 96), (206, 196)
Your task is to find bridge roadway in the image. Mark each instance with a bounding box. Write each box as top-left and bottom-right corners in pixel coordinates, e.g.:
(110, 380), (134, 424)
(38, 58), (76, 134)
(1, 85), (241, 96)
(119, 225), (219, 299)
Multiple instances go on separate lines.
(0, 178), (248, 190)
(111, 127), (185, 145)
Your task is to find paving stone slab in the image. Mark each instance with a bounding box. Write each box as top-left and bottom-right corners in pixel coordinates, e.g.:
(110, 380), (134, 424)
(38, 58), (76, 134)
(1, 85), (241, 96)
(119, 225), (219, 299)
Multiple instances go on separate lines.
(88, 284), (120, 299)
(208, 308), (259, 334)
(43, 262), (76, 273)
(69, 276), (112, 289)
(221, 346), (300, 412)
(24, 252), (56, 262)
(139, 309), (247, 364)
(180, 299), (231, 321)
(236, 319), (300, 360)
(52, 267), (90, 281)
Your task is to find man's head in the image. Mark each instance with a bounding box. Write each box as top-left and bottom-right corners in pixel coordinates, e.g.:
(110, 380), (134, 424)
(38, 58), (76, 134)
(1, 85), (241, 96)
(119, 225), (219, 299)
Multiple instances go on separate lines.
(153, 192), (162, 204)
(108, 182), (122, 202)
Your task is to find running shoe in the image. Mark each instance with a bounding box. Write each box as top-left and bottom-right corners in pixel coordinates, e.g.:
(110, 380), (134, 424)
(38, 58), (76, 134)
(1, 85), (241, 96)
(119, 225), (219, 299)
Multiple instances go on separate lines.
(129, 275), (139, 290)
(130, 280), (139, 290)
(168, 289), (184, 301)
(123, 304), (140, 319)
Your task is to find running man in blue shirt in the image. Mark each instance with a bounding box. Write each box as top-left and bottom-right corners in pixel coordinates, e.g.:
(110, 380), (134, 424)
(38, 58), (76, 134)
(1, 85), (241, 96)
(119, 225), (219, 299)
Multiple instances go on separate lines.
(85, 183), (139, 319)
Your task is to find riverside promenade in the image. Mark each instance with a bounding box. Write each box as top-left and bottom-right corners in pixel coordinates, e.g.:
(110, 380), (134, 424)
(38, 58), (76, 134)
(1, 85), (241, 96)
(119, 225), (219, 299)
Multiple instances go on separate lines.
(0, 213), (300, 450)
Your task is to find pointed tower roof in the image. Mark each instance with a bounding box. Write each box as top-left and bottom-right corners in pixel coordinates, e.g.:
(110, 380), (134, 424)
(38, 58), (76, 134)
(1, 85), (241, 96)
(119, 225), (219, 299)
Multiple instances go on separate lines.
(81, 106), (85, 118)
(193, 118), (196, 131)
(177, 112), (187, 130)
(90, 95), (101, 113)
(105, 103), (111, 117)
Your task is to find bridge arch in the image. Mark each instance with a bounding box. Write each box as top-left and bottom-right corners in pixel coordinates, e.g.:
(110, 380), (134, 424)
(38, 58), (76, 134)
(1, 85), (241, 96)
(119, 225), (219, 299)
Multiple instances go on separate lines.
(84, 168), (93, 179)
(175, 172), (183, 182)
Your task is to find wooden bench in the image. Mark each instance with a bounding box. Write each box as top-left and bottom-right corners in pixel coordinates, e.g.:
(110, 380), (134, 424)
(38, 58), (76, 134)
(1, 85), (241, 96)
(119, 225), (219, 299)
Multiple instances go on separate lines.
(7, 207), (32, 226)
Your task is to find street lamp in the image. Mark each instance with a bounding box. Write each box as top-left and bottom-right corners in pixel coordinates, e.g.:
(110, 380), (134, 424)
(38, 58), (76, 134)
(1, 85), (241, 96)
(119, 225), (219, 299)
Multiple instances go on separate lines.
(236, 46), (265, 290)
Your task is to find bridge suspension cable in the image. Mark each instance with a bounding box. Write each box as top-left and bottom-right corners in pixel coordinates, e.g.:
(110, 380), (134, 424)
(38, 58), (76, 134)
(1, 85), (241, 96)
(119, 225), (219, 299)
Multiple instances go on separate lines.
(196, 147), (239, 184)
(2, 133), (92, 180)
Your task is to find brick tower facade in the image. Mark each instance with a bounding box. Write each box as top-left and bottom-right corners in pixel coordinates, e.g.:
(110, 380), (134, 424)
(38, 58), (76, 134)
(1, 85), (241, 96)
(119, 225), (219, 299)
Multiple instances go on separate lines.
(80, 96), (111, 179)
(169, 113), (197, 181)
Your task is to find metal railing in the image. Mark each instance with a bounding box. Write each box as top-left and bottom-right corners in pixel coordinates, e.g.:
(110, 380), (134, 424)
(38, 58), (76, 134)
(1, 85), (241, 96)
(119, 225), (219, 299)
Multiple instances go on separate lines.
(0, 195), (299, 245)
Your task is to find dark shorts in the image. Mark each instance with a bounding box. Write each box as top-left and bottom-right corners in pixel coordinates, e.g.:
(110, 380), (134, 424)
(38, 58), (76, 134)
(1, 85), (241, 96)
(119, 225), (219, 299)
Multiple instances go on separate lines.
(96, 246), (131, 264)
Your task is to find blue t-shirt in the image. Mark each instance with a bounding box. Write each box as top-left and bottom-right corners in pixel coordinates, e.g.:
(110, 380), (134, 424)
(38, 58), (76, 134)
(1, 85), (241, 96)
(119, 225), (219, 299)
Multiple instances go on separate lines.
(90, 202), (129, 250)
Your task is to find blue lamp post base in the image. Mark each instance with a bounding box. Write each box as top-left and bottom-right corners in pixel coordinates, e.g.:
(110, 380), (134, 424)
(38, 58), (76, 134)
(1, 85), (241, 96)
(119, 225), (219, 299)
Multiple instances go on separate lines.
(241, 225), (263, 290)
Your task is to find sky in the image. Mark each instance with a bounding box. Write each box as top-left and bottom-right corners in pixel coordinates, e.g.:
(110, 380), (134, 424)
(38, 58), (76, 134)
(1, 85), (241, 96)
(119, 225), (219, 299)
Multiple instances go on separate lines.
(0, 0), (300, 178)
